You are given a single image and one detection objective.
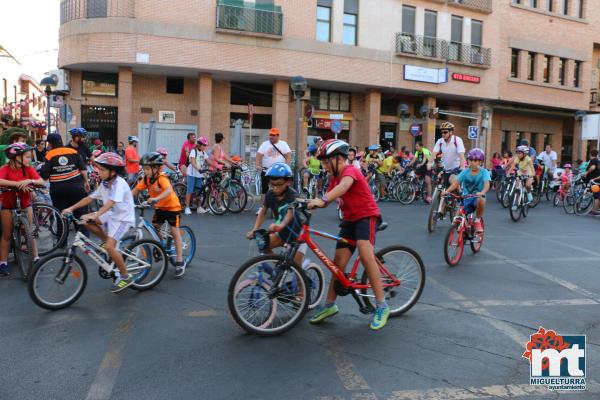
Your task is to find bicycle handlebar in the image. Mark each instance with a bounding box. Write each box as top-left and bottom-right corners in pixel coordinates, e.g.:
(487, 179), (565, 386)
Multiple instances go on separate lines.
(444, 192), (485, 200)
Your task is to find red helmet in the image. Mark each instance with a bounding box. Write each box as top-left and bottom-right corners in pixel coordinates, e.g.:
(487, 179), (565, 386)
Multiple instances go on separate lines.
(94, 152), (125, 170)
(156, 147), (168, 156)
(316, 139), (349, 160)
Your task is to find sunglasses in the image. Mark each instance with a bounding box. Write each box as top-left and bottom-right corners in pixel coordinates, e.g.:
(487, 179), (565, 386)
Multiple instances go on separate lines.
(441, 130), (450, 134)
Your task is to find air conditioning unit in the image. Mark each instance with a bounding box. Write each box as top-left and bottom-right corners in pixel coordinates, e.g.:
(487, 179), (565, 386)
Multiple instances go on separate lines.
(48, 69), (70, 93)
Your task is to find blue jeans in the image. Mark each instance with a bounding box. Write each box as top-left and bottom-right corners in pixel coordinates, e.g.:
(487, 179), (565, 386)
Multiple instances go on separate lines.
(186, 176), (204, 195)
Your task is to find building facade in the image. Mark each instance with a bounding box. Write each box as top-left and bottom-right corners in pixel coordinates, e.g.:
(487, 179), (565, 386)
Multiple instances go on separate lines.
(57, 0), (599, 164)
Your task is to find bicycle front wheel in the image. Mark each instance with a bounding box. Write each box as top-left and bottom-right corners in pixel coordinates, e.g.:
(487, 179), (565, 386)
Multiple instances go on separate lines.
(15, 216), (34, 282)
(32, 204), (68, 256)
(208, 188), (229, 215)
(575, 192), (594, 216)
(563, 193), (576, 214)
(427, 190), (440, 233)
(396, 181), (416, 205)
(444, 223), (464, 267)
(360, 245), (425, 317)
(165, 226), (196, 267)
(125, 239), (168, 291)
(226, 181), (247, 213)
(509, 191), (522, 222)
(28, 253), (87, 310)
(228, 254), (309, 336)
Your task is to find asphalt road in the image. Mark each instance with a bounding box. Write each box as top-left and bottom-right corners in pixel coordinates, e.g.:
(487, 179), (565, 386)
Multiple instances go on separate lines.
(1, 195), (599, 400)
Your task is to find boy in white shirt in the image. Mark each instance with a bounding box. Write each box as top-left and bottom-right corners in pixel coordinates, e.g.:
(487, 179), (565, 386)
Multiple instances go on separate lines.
(62, 152), (136, 293)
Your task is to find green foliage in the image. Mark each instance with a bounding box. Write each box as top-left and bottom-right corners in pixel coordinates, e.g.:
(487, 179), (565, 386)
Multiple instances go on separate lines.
(0, 127), (31, 145)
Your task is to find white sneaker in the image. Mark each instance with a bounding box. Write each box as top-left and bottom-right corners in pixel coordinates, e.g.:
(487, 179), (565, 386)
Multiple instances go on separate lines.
(197, 206), (208, 214)
(184, 207), (192, 215)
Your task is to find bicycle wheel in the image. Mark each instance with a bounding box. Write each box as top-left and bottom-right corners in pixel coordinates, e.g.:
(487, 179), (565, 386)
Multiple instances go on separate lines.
(244, 192), (257, 211)
(360, 245), (425, 316)
(427, 190), (440, 233)
(529, 188), (541, 208)
(165, 226), (196, 267)
(173, 183), (187, 206)
(208, 187), (229, 215)
(28, 253), (87, 310)
(470, 218), (484, 253)
(509, 191), (522, 222)
(226, 181), (247, 214)
(32, 204), (68, 256)
(228, 254), (309, 336)
(563, 194), (576, 214)
(552, 191), (561, 207)
(304, 262), (325, 310)
(14, 217), (34, 282)
(495, 180), (505, 203)
(501, 183), (513, 208)
(396, 181), (416, 205)
(575, 192), (594, 215)
(444, 223), (464, 267)
(125, 239), (168, 291)
(370, 183), (380, 202)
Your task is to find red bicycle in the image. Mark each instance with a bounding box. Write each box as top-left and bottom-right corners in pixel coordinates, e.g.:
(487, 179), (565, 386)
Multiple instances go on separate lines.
(443, 193), (484, 267)
(228, 199), (426, 336)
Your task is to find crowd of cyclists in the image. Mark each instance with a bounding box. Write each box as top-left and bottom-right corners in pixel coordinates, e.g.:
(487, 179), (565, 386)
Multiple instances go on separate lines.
(0, 119), (599, 332)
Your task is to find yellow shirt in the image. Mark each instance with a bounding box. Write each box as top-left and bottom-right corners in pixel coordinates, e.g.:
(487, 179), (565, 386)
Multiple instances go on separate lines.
(378, 156), (397, 175)
(515, 156), (534, 176)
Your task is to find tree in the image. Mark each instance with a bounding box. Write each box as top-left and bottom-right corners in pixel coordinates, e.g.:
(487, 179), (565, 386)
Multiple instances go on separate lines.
(0, 127), (31, 145)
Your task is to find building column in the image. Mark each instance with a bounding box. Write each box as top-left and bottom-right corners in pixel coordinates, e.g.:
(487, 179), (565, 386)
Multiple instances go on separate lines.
(550, 133), (562, 163)
(517, 50), (528, 80)
(364, 90), (381, 149)
(423, 96), (436, 150)
(331, 0), (344, 44)
(272, 80), (290, 142)
(550, 56), (560, 84)
(117, 67), (133, 144)
(508, 131), (518, 151)
(521, 132), (531, 145)
(535, 133), (545, 154)
(565, 59), (575, 87)
(534, 53), (545, 82)
(198, 74), (212, 137)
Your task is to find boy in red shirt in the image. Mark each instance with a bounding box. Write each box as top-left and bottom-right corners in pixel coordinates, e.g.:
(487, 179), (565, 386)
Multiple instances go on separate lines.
(308, 139), (390, 330)
(125, 135), (140, 184)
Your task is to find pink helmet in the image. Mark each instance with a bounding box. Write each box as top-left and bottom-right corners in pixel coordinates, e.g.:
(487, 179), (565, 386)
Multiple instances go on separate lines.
(198, 136), (209, 146)
(563, 163), (572, 169)
(156, 147), (168, 156)
(5, 143), (33, 159)
(92, 149), (103, 158)
(94, 152), (125, 169)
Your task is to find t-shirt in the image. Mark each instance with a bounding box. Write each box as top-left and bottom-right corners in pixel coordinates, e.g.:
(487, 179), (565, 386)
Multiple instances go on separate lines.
(414, 148), (431, 165)
(187, 148), (209, 178)
(365, 153), (383, 166)
(378, 156), (397, 175)
(329, 165), (380, 222)
(491, 158), (502, 169)
(179, 141), (196, 167)
(307, 157), (321, 175)
(257, 140), (291, 169)
(263, 188), (298, 224)
(34, 148), (47, 164)
(537, 151), (557, 170)
(456, 168), (491, 196)
(66, 142), (91, 164)
(433, 135), (465, 171)
(90, 176), (135, 225)
(124, 146), (140, 174)
(0, 165), (40, 208)
(516, 156), (535, 176)
(586, 158), (600, 180)
(39, 147), (86, 186)
(136, 173), (181, 212)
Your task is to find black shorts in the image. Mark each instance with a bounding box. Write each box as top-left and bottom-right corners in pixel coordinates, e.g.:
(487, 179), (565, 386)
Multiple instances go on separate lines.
(152, 209), (181, 227)
(260, 171), (269, 195)
(336, 217), (380, 253)
(276, 214), (304, 244)
(415, 164), (430, 177)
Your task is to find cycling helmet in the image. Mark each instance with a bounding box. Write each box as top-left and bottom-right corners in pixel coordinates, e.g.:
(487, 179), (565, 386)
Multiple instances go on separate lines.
(93, 138), (102, 146)
(128, 135), (139, 143)
(516, 145), (529, 154)
(94, 152), (125, 170)
(317, 139), (349, 160)
(69, 127), (87, 137)
(520, 139), (530, 146)
(156, 147), (168, 156)
(307, 145), (317, 155)
(563, 163), (572, 169)
(5, 143), (33, 159)
(198, 136), (209, 146)
(265, 162), (293, 179)
(313, 137), (323, 145)
(467, 148), (485, 162)
(231, 155), (242, 163)
(140, 152), (163, 166)
(92, 149), (103, 158)
(367, 144), (380, 151)
(440, 121), (455, 131)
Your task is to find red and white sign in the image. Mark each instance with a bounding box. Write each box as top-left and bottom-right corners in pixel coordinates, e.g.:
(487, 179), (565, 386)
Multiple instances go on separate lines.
(452, 73), (481, 84)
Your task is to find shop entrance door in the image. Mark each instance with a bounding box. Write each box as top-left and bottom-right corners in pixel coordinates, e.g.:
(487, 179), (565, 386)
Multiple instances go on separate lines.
(379, 123), (397, 151)
(81, 106), (117, 148)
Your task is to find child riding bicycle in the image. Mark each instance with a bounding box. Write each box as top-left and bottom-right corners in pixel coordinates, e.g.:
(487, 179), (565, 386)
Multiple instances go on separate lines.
(132, 152), (187, 277)
(444, 148), (490, 235)
(246, 162), (305, 265)
(307, 139), (390, 330)
(62, 152), (136, 293)
(0, 143), (46, 276)
(508, 145), (535, 204)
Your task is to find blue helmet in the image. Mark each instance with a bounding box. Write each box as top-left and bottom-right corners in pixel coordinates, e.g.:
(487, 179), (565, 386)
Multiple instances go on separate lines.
(308, 145), (317, 155)
(265, 162), (293, 179)
(367, 144), (380, 151)
(69, 127), (87, 137)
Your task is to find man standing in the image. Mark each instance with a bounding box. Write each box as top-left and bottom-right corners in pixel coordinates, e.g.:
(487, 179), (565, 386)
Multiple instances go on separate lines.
(537, 144), (558, 179)
(39, 134), (90, 224)
(256, 128), (292, 206)
(125, 135), (140, 184)
(583, 149), (600, 216)
(33, 140), (47, 164)
(178, 133), (196, 177)
(431, 121), (466, 187)
(67, 127), (92, 164)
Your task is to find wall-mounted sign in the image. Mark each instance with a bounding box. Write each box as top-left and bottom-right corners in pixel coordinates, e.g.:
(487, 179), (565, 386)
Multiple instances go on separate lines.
(404, 65), (448, 84)
(329, 113), (344, 120)
(136, 52), (150, 64)
(452, 72), (481, 84)
(384, 131), (394, 139)
(159, 110), (176, 124)
(409, 124), (422, 137)
(314, 119), (350, 130)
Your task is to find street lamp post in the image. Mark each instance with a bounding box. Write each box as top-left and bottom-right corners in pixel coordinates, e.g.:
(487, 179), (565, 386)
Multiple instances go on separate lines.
(40, 76), (57, 137)
(290, 76), (307, 190)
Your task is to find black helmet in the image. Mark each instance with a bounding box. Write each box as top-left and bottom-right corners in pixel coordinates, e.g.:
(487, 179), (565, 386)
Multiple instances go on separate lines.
(140, 152), (163, 166)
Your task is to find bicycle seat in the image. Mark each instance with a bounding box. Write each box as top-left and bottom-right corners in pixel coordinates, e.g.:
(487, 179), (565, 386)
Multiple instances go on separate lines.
(377, 222), (388, 232)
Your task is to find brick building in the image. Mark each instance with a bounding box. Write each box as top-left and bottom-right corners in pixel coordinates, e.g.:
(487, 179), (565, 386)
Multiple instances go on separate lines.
(57, 0), (600, 164)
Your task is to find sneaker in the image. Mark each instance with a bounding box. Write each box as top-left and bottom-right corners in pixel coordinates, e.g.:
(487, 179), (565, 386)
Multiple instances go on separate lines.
(174, 261), (187, 277)
(370, 306), (390, 330)
(474, 219), (484, 235)
(184, 207), (192, 215)
(196, 206), (208, 214)
(111, 274), (134, 293)
(527, 192), (533, 203)
(0, 264), (9, 277)
(309, 304), (339, 325)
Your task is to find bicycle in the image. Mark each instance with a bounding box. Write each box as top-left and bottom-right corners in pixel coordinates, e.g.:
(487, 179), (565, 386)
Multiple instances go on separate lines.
(509, 175), (531, 222)
(574, 182), (595, 216)
(427, 171), (459, 233)
(121, 203), (196, 269)
(187, 171), (230, 215)
(499, 173), (517, 209)
(228, 199), (426, 336)
(221, 167), (248, 213)
(443, 193), (484, 267)
(0, 188), (36, 281)
(28, 215), (168, 310)
(238, 164), (260, 211)
(530, 163), (550, 208)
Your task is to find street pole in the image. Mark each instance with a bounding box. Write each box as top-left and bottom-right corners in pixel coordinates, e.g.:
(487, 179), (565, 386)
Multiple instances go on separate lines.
(46, 89), (51, 136)
(294, 95), (301, 190)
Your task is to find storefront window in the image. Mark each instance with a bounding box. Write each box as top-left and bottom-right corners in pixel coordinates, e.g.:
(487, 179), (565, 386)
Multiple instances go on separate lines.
(82, 72), (118, 97)
(311, 90), (351, 112)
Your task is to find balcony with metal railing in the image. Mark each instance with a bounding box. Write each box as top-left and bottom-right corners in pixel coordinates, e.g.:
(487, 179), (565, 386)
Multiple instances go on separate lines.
(216, 0), (283, 38)
(60, 0), (134, 24)
(447, 0), (492, 13)
(395, 33), (492, 67)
